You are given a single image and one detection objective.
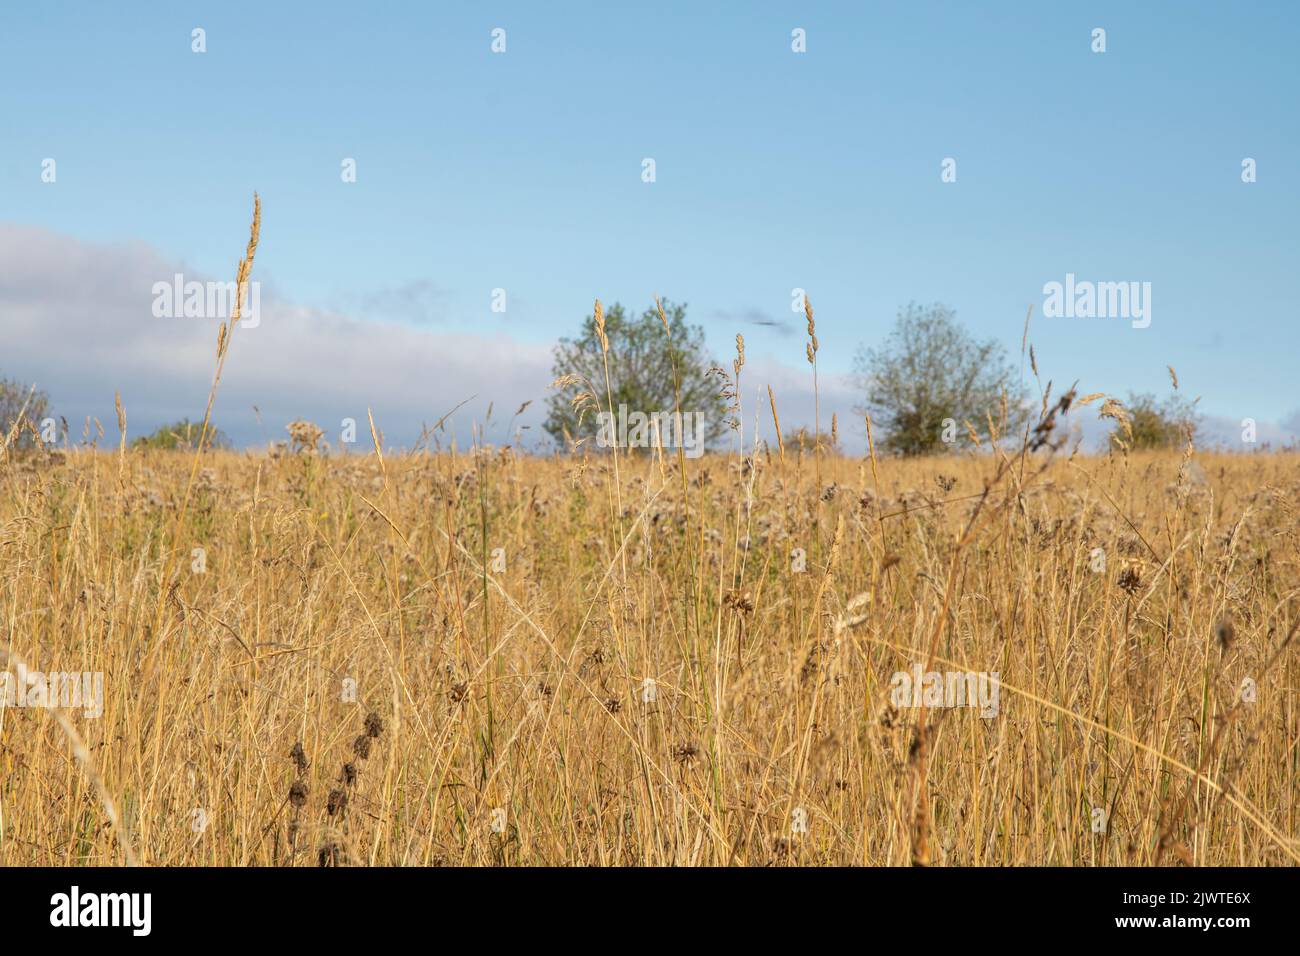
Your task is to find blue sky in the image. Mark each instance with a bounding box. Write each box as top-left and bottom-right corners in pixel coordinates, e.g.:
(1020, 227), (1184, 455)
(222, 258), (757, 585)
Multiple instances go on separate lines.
(2, 1), (1297, 449)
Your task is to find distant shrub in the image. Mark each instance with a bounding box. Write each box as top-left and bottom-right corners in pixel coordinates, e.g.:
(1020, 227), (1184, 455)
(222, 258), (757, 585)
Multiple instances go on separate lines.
(0, 374), (52, 449)
(780, 426), (840, 456)
(134, 419), (230, 451)
(1116, 392), (1200, 451)
(851, 303), (1027, 456)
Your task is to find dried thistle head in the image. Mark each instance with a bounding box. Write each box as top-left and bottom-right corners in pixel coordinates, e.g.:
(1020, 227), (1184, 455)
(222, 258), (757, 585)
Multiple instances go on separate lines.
(288, 779), (308, 808)
(1215, 616), (1235, 651)
(671, 742), (699, 765)
(877, 698), (901, 732)
(289, 741), (309, 774)
(364, 712), (384, 738)
(327, 788), (348, 815)
(1117, 566), (1143, 595)
(285, 419), (324, 455)
(723, 588), (754, 614)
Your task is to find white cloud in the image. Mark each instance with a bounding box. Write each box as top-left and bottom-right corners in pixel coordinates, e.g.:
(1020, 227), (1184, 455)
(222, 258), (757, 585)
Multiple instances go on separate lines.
(1198, 413), (1299, 450)
(0, 224), (552, 449)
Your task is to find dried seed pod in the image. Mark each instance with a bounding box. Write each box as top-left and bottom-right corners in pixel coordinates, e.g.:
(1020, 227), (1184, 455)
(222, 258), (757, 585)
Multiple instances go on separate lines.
(327, 788), (347, 815)
(318, 842), (343, 868)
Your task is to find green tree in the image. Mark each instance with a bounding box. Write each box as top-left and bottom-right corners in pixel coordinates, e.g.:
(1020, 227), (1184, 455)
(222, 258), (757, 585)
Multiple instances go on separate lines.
(545, 300), (727, 451)
(134, 418), (231, 451)
(1116, 392), (1199, 450)
(0, 374), (52, 449)
(851, 303), (1027, 455)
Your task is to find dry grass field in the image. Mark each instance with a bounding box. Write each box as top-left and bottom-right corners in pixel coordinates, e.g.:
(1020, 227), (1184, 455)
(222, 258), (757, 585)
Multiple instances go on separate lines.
(1, 201), (1296, 869)
(2, 436), (1297, 866)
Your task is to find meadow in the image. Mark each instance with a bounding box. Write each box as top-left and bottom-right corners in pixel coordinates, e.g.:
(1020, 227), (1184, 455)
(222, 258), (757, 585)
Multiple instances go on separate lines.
(2, 199), (1296, 868)
(1, 436), (1297, 866)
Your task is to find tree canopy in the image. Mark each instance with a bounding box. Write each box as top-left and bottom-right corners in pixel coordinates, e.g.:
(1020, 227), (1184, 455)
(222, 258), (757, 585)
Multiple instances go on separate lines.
(852, 303), (1027, 455)
(544, 300), (727, 451)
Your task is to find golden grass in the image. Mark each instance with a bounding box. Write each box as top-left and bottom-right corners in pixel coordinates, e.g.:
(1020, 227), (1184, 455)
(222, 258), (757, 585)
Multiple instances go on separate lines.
(1, 443), (1297, 866)
(1, 198), (1295, 866)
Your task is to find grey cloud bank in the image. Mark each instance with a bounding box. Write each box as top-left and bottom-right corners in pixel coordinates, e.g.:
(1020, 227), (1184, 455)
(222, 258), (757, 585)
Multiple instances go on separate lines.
(0, 224), (552, 449)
